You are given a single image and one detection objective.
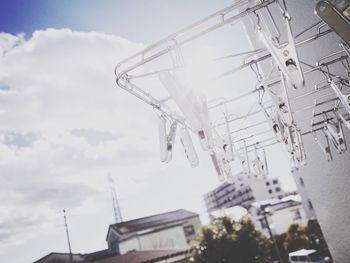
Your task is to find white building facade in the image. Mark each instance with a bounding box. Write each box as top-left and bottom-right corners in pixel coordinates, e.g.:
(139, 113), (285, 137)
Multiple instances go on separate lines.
(250, 196), (308, 236)
(204, 173), (284, 215)
(106, 209), (201, 255)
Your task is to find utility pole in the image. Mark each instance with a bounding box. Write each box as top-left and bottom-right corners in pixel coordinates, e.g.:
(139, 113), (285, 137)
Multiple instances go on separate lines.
(261, 207), (283, 263)
(108, 175), (123, 223)
(63, 209), (73, 263)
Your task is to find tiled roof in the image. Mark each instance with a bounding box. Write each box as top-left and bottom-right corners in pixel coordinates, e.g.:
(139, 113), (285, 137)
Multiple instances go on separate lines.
(91, 249), (190, 263)
(251, 196), (302, 212)
(110, 209), (198, 235)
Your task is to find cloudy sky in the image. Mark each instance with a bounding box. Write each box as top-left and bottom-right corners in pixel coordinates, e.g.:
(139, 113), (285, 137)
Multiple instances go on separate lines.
(0, 1), (296, 262)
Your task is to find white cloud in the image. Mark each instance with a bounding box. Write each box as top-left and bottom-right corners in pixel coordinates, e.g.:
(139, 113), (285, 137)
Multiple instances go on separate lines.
(0, 28), (168, 255)
(0, 27), (295, 263)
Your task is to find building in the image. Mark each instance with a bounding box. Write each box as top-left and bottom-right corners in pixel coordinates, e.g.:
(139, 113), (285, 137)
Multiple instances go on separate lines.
(106, 209), (201, 254)
(34, 249), (190, 263)
(204, 173), (284, 214)
(92, 249), (191, 263)
(35, 209), (200, 263)
(249, 195), (308, 236)
(33, 253), (85, 263)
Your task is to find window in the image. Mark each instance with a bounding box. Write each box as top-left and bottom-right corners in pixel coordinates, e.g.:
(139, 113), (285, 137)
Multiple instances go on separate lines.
(299, 256), (308, 262)
(110, 242), (120, 253)
(278, 195), (283, 199)
(309, 251), (323, 261)
(268, 189), (273, 194)
(275, 187), (281, 192)
(272, 179), (278, 184)
(183, 225), (195, 236)
(292, 209), (302, 220)
(299, 177), (305, 186)
(266, 182), (270, 186)
(308, 200), (314, 210)
(259, 219), (268, 229)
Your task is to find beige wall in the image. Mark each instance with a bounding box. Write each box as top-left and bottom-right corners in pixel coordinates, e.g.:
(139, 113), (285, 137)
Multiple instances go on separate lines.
(241, 0), (350, 261)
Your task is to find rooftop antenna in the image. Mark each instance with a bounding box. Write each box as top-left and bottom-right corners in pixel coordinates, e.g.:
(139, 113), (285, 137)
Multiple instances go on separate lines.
(62, 209), (73, 263)
(108, 175), (123, 223)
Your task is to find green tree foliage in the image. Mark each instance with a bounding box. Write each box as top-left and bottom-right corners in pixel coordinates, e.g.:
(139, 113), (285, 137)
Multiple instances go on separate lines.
(283, 223), (311, 253)
(190, 216), (272, 263)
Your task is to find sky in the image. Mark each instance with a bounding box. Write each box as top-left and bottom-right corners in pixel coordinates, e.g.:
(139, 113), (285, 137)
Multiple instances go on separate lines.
(0, 1), (296, 262)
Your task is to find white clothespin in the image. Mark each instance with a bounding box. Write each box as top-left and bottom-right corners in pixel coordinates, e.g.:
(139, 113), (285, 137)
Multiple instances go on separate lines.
(179, 126), (199, 167)
(336, 110), (350, 131)
(259, 103), (287, 144)
(313, 130), (332, 162)
(328, 79), (350, 114)
(257, 11), (305, 88)
(209, 150), (225, 182)
(158, 115), (177, 163)
(241, 140), (251, 174)
(159, 71), (214, 151)
(252, 146), (269, 178)
(323, 118), (347, 154)
(224, 115), (235, 162)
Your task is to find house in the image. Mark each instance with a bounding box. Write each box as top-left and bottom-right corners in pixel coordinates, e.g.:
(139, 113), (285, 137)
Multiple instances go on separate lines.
(106, 209), (201, 254)
(33, 252), (85, 263)
(34, 249), (190, 263)
(249, 195), (308, 236)
(91, 249), (191, 263)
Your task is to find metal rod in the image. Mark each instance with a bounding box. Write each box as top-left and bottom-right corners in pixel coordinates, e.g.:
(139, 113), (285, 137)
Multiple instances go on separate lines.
(230, 120), (268, 134)
(290, 85), (330, 101)
(313, 108), (335, 117)
(218, 29), (333, 78)
(214, 48), (265, 61)
(266, 55), (348, 88)
(340, 42), (350, 58)
(129, 66), (180, 80)
(317, 49), (346, 66)
(115, 0), (274, 79)
(215, 105), (274, 127)
(211, 52), (344, 110)
(303, 117), (350, 135)
(232, 129), (273, 143)
(311, 118), (332, 127)
(209, 86), (263, 109)
(117, 78), (188, 127)
(244, 136), (278, 149)
(295, 20), (324, 38)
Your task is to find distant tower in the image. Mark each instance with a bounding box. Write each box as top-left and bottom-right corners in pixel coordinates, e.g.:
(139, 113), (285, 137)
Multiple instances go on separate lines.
(62, 209), (73, 263)
(108, 175), (123, 223)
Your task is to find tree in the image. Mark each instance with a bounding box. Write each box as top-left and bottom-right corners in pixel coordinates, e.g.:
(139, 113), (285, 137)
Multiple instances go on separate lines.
(190, 216), (272, 263)
(305, 219), (332, 259)
(283, 224), (311, 253)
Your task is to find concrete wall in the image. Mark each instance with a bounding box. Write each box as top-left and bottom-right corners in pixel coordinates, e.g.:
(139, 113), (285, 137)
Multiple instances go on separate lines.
(182, 216), (202, 243)
(292, 171), (317, 219)
(242, 0), (350, 261)
(119, 237), (140, 254)
(138, 226), (188, 250)
(250, 203), (307, 236)
(269, 204), (308, 235)
(118, 226), (189, 254)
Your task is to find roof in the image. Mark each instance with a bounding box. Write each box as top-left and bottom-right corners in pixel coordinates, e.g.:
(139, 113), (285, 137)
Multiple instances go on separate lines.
(250, 195), (302, 212)
(85, 249), (115, 261)
(33, 252), (85, 263)
(109, 209), (198, 236)
(289, 249), (317, 256)
(91, 249), (190, 263)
